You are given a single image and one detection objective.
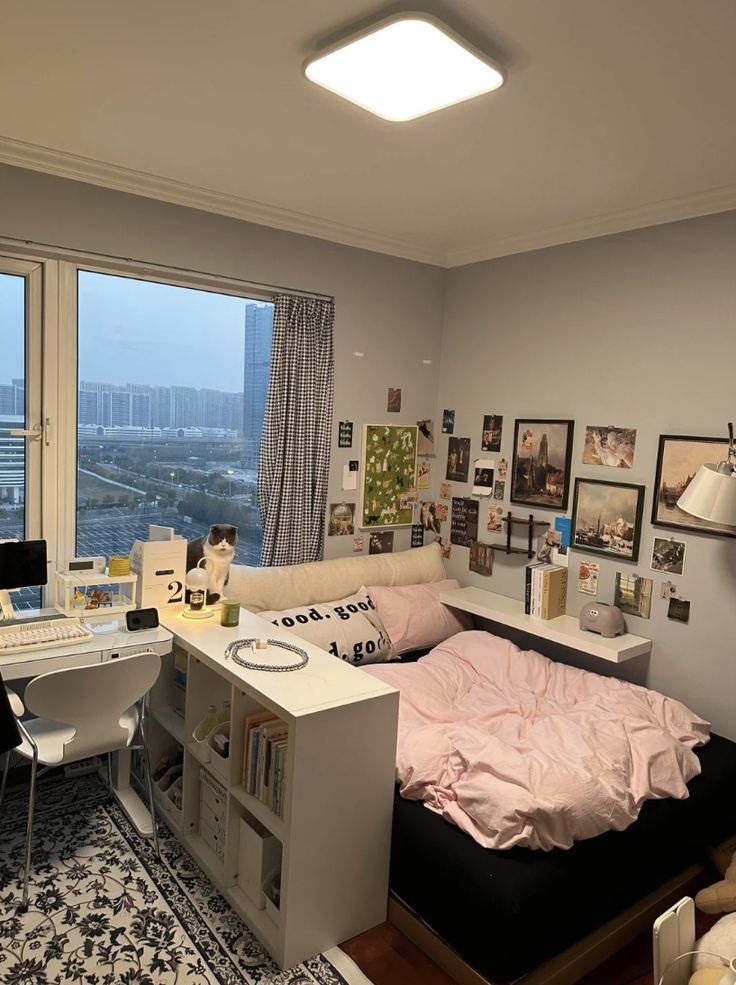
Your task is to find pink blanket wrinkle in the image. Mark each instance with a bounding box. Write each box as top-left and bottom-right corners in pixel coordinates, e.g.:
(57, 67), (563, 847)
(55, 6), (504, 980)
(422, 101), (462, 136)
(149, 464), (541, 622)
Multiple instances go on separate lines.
(364, 631), (710, 850)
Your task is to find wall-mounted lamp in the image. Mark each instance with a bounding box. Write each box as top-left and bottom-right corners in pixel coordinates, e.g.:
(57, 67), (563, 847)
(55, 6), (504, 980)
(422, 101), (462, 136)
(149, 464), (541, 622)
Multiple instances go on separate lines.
(677, 422), (736, 524)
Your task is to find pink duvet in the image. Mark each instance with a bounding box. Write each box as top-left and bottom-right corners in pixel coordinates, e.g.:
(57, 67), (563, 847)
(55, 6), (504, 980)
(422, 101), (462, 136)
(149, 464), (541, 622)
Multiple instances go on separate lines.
(364, 631), (709, 850)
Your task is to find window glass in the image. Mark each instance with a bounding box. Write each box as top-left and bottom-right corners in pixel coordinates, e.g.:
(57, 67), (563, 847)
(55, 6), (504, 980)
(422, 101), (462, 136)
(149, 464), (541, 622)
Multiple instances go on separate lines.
(76, 271), (273, 566)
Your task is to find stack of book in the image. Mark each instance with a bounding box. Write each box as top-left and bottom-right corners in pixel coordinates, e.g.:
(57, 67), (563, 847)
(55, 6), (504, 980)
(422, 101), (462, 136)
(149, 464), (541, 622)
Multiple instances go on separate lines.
(524, 563), (568, 619)
(243, 712), (289, 818)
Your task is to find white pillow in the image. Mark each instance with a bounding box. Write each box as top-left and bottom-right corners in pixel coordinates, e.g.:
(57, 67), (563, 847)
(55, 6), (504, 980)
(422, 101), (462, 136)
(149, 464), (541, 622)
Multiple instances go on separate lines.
(259, 589), (398, 665)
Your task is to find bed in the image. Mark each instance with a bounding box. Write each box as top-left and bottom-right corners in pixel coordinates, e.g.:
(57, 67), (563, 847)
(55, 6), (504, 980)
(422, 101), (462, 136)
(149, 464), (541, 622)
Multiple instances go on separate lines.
(228, 544), (736, 984)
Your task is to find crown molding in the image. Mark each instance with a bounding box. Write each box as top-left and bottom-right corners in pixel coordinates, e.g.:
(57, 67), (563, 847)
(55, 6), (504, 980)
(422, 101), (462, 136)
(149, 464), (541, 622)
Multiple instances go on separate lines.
(1, 134), (734, 271)
(0, 135), (446, 267)
(446, 183), (736, 267)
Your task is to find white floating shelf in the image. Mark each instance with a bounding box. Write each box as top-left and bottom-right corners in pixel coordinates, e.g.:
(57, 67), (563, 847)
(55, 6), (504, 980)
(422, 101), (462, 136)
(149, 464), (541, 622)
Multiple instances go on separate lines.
(440, 586), (652, 663)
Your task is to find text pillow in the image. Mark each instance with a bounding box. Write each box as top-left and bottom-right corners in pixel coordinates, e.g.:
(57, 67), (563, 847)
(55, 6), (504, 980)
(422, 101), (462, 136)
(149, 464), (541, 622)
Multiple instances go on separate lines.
(259, 588), (397, 665)
(365, 579), (473, 655)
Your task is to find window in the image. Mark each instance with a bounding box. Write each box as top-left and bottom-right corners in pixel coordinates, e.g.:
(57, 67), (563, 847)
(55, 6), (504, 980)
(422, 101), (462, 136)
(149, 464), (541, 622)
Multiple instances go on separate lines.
(76, 270), (273, 566)
(0, 258), (43, 609)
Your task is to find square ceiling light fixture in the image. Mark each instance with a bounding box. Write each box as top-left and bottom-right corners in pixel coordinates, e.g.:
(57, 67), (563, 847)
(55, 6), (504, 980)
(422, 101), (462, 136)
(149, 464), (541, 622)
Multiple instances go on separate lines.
(304, 13), (505, 122)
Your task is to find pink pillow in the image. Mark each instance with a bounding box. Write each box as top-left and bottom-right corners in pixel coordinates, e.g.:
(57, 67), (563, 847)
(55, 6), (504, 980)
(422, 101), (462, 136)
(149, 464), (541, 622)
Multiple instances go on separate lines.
(364, 579), (472, 655)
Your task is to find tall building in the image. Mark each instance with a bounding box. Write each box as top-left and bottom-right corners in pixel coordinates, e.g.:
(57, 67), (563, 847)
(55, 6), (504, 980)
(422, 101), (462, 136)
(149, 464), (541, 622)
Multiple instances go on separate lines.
(0, 414), (24, 505)
(243, 304), (274, 450)
(171, 386), (199, 428)
(127, 383), (152, 428)
(0, 379), (25, 416)
(151, 386), (173, 429)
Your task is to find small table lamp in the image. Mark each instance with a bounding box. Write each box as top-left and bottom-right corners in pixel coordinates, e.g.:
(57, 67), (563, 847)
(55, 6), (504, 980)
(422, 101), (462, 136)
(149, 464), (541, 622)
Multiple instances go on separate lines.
(182, 558), (214, 620)
(677, 422), (736, 524)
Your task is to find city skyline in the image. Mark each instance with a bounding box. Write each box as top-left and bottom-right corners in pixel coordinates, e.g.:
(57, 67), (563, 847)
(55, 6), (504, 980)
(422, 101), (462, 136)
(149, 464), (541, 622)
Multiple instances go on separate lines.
(1, 270), (274, 392)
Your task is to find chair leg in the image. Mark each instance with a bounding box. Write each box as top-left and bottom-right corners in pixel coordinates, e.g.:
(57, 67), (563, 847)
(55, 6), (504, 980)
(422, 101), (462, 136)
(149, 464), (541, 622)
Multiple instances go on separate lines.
(20, 750), (37, 912)
(0, 751), (10, 813)
(140, 717), (160, 860)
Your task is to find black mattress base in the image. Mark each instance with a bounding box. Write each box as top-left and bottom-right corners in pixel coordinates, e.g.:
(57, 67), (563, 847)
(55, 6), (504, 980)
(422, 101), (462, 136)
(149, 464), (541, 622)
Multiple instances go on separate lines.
(389, 734), (736, 983)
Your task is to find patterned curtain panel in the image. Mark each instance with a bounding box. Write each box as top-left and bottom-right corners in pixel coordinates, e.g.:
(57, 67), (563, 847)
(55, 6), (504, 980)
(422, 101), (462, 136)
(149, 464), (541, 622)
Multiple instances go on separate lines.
(258, 295), (335, 566)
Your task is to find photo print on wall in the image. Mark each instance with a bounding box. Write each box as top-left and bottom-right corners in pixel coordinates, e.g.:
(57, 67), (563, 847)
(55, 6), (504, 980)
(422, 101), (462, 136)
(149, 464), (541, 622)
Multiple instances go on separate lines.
(650, 536), (686, 575)
(578, 561), (599, 595)
(614, 572), (653, 619)
(652, 435), (736, 538)
(571, 477), (645, 561)
(583, 426), (637, 468)
(511, 419), (574, 511)
(328, 502), (355, 536)
(442, 409), (455, 434)
(369, 531), (394, 554)
(472, 460), (495, 496)
(667, 597), (691, 623)
(338, 420), (353, 448)
(417, 419), (435, 456)
(481, 415), (503, 453)
(446, 436), (471, 483)
(387, 388), (402, 413)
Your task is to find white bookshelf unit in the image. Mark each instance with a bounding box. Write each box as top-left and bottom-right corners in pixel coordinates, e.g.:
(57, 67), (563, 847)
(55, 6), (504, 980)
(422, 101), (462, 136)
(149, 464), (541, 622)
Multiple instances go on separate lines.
(440, 586), (652, 663)
(147, 607), (399, 970)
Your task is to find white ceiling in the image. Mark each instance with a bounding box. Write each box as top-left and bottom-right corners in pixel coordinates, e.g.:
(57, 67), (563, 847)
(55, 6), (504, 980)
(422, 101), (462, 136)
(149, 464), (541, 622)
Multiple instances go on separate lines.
(1, 0), (735, 267)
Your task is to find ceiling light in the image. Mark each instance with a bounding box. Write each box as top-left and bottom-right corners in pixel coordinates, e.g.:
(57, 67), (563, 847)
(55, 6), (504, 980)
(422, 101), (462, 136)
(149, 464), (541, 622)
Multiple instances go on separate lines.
(304, 14), (504, 122)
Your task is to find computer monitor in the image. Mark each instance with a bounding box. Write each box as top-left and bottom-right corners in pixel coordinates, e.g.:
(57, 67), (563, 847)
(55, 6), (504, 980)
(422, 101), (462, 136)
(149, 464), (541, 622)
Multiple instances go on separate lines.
(0, 539), (48, 619)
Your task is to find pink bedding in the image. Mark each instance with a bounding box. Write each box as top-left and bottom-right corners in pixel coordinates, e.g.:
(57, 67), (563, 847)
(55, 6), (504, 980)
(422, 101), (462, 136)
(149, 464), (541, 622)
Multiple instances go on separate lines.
(364, 630), (710, 850)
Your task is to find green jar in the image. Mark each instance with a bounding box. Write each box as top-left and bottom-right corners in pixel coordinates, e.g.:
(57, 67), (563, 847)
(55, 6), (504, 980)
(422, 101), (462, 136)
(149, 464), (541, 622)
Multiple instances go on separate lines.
(220, 598), (241, 627)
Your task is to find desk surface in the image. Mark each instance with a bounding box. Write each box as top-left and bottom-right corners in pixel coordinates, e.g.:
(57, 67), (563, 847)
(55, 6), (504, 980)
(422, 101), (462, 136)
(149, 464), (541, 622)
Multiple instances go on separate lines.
(0, 615), (172, 680)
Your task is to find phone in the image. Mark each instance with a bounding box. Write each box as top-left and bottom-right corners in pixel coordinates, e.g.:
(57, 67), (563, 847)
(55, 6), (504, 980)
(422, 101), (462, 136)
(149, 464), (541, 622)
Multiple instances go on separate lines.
(126, 608), (160, 632)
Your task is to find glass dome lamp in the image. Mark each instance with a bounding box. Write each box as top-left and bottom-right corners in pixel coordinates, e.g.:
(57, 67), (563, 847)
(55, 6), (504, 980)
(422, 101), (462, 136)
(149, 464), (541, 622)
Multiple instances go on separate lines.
(182, 558), (214, 620)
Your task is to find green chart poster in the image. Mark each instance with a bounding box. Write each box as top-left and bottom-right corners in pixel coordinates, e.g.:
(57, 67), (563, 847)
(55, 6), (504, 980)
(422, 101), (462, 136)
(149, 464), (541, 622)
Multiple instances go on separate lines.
(359, 424), (418, 528)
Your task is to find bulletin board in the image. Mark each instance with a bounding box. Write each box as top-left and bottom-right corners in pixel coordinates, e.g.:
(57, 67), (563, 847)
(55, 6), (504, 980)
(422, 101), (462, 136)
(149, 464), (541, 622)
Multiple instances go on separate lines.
(359, 424), (418, 528)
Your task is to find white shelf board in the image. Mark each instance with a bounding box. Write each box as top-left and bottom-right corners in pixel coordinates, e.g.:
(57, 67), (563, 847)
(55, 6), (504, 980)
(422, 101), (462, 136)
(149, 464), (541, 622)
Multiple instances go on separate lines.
(151, 706), (186, 745)
(231, 784), (286, 842)
(440, 586), (651, 663)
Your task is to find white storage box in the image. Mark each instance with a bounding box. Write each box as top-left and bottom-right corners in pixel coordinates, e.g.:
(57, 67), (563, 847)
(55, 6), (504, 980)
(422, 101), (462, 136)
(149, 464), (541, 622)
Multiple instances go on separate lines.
(129, 528), (187, 611)
(238, 816), (281, 909)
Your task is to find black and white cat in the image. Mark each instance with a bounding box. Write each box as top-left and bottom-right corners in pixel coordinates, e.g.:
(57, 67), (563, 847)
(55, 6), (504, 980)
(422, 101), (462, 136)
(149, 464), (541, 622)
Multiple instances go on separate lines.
(186, 524), (238, 603)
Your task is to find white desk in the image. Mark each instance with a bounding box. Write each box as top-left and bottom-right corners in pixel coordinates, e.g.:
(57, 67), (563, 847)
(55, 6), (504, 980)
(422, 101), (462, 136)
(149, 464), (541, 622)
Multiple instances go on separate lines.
(1, 615), (173, 836)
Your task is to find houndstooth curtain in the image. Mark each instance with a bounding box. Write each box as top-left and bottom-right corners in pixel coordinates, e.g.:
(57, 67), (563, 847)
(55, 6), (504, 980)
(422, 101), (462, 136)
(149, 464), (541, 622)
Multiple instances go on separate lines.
(258, 295), (335, 566)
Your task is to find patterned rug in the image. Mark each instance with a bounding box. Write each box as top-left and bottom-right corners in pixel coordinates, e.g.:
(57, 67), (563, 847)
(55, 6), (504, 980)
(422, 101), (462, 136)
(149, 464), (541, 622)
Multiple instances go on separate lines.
(0, 774), (371, 985)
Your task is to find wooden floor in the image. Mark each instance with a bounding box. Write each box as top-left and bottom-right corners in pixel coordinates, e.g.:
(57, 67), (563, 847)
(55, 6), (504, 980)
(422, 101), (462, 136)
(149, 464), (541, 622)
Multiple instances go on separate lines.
(342, 911), (719, 985)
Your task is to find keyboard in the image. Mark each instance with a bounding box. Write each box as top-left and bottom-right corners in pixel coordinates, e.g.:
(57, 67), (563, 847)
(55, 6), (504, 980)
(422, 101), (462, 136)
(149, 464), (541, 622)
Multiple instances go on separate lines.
(0, 620), (95, 654)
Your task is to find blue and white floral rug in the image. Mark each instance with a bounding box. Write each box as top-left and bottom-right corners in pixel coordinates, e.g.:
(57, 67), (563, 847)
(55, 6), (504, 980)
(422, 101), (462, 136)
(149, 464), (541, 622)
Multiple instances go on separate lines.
(0, 774), (371, 985)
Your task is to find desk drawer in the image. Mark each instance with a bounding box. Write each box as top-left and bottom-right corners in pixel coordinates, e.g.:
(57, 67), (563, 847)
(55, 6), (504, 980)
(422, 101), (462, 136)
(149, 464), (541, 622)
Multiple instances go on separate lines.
(0, 649), (104, 681)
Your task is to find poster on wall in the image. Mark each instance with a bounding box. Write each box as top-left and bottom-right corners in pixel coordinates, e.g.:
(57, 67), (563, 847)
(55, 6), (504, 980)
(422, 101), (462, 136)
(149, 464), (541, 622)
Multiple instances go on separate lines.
(451, 497), (479, 546)
(328, 502), (355, 536)
(338, 421), (353, 448)
(481, 415), (503, 452)
(446, 437), (471, 483)
(359, 424), (418, 529)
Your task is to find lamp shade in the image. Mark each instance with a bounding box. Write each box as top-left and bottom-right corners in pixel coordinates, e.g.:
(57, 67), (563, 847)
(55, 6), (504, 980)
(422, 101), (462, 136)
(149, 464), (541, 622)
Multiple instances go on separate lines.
(677, 463), (736, 524)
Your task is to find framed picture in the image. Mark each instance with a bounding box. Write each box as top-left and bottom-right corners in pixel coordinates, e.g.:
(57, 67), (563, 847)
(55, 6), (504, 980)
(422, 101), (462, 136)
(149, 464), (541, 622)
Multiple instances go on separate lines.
(571, 477), (645, 561)
(359, 424), (418, 529)
(652, 434), (736, 538)
(511, 419), (574, 510)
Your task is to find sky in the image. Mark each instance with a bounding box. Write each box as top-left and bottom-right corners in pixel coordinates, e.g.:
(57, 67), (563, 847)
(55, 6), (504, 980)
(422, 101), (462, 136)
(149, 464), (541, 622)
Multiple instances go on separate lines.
(1, 270), (272, 392)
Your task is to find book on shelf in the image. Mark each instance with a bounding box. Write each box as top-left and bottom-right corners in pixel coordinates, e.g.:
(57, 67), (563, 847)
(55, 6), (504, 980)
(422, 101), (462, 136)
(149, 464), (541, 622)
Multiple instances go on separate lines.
(525, 563), (567, 619)
(243, 711), (289, 817)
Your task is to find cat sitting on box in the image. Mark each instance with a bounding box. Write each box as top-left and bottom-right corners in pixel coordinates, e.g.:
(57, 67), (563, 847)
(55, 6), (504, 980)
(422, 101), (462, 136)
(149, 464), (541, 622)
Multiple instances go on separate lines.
(186, 524), (238, 604)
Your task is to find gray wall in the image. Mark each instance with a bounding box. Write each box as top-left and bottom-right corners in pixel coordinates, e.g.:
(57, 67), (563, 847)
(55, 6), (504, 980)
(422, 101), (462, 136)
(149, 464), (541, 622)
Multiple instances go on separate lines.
(0, 164), (444, 560)
(437, 210), (736, 738)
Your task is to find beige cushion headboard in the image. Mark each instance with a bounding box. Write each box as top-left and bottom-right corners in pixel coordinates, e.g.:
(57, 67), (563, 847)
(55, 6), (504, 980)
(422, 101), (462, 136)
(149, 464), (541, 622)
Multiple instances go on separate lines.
(227, 542), (445, 613)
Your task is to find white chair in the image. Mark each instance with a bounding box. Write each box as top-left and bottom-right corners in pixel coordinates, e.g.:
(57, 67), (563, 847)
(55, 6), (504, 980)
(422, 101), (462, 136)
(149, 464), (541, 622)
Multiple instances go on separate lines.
(0, 650), (161, 910)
